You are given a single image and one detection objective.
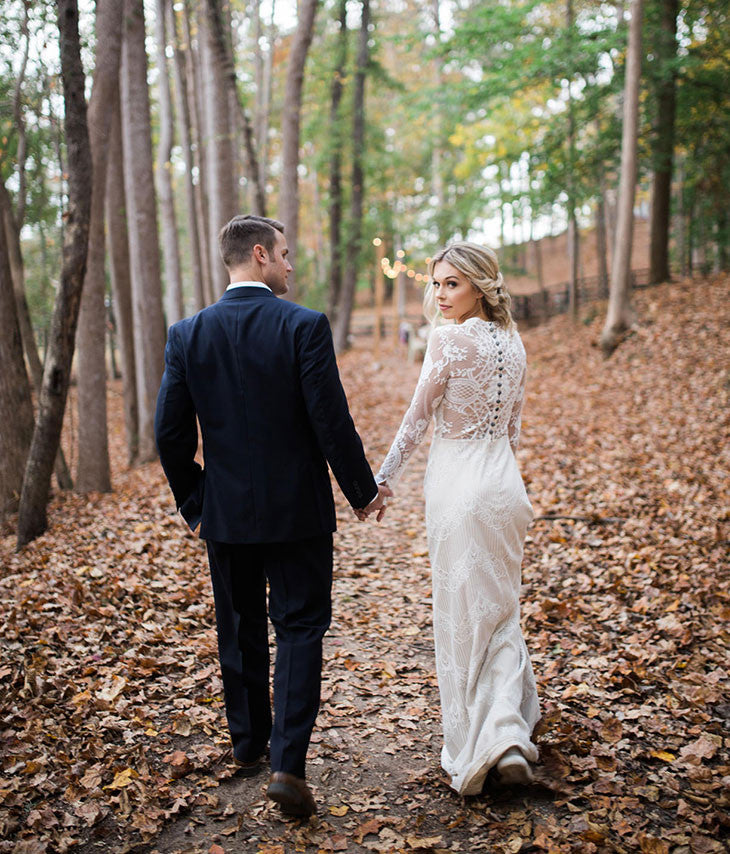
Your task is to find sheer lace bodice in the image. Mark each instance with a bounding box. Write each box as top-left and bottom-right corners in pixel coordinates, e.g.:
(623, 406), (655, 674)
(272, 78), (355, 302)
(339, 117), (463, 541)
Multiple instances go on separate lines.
(377, 319), (526, 487)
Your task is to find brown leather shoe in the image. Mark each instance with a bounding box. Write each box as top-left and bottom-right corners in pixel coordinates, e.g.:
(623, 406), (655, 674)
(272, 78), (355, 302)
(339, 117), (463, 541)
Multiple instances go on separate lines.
(267, 772), (316, 817)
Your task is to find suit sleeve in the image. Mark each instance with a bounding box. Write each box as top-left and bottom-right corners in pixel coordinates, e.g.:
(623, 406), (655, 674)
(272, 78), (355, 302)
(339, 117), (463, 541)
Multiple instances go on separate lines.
(154, 325), (204, 530)
(298, 313), (378, 509)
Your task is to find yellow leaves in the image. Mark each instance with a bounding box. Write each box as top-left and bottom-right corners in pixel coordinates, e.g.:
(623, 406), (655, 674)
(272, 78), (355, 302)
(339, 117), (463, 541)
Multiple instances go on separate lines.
(648, 750), (676, 763)
(328, 804), (349, 816)
(104, 767), (137, 790)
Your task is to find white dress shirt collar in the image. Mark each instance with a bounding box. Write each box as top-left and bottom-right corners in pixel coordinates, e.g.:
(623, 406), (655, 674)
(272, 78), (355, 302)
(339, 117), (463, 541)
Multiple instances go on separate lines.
(226, 280), (272, 292)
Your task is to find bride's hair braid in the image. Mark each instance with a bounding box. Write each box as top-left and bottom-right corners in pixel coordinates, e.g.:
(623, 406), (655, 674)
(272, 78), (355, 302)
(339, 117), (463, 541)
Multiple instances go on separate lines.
(423, 242), (516, 331)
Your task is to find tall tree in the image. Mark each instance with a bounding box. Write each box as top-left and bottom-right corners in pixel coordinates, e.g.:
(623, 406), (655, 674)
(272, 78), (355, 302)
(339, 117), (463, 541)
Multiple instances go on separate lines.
(154, 0), (184, 325)
(17, 0), (92, 547)
(601, 0), (644, 356)
(75, 0), (123, 494)
(0, 212), (34, 525)
(648, 0), (679, 284)
(106, 85), (139, 465)
(326, 0), (347, 320)
(333, 0), (370, 352)
(198, 5), (235, 296)
(120, 0), (167, 462)
(278, 0), (319, 299)
(168, 0), (206, 313)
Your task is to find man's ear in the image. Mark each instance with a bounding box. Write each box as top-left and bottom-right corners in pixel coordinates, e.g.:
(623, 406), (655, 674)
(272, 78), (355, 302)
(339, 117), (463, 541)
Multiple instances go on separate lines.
(253, 243), (268, 264)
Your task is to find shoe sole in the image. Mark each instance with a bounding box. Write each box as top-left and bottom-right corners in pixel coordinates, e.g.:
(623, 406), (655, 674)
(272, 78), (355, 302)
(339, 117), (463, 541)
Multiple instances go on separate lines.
(267, 782), (315, 817)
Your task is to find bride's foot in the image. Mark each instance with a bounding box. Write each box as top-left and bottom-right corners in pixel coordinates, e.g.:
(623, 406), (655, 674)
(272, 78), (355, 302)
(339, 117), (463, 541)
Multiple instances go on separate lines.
(496, 747), (534, 785)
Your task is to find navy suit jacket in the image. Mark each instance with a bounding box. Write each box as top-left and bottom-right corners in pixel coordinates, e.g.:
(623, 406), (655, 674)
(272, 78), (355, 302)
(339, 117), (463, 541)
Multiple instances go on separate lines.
(154, 286), (378, 544)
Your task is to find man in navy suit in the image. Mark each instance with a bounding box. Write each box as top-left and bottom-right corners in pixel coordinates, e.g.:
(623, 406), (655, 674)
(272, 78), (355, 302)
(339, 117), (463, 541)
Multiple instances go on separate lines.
(155, 215), (390, 817)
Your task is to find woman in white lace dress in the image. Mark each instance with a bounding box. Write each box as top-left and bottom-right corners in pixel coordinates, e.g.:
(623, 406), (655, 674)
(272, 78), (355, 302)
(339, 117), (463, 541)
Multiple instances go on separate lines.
(376, 242), (540, 796)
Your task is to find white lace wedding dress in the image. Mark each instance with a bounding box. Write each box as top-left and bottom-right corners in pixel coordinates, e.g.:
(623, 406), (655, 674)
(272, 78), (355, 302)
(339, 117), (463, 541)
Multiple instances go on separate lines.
(377, 318), (540, 795)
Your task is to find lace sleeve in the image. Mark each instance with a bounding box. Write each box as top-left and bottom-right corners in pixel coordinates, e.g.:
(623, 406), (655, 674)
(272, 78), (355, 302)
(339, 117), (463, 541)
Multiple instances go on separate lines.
(508, 364), (526, 452)
(376, 328), (451, 488)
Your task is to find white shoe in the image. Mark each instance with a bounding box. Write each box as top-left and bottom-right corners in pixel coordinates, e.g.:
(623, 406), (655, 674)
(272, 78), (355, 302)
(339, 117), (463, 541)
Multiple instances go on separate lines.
(497, 747), (534, 785)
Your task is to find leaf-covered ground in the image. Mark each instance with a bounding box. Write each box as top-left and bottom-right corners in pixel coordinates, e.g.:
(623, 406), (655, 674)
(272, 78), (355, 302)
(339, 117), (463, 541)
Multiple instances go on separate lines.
(1, 276), (728, 854)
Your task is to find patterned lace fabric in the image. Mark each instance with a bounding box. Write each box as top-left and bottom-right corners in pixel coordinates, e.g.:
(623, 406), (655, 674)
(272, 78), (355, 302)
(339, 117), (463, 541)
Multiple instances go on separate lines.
(376, 318), (526, 488)
(377, 317), (540, 795)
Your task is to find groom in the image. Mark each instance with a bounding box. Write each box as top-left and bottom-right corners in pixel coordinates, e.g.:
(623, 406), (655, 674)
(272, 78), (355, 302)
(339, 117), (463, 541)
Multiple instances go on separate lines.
(154, 214), (389, 817)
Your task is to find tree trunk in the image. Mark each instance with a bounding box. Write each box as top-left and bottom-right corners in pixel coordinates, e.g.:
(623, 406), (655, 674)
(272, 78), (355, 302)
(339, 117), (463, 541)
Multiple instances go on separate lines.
(278, 0), (319, 299)
(106, 87), (139, 466)
(154, 0), (184, 324)
(0, 210), (34, 525)
(601, 0), (644, 357)
(257, 0), (276, 194)
(648, 0), (678, 285)
(183, 0), (215, 306)
(199, 6), (235, 297)
(168, 0), (205, 313)
(333, 0), (370, 352)
(120, 0), (167, 462)
(566, 0), (579, 318)
(12, 1), (30, 228)
(1, 182), (74, 491)
(17, 0), (92, 547)
(596, 193), (610, 298)
(326, 0), (347, 320)
(206, 0), (265, 217)
(75, 0), (123, 494)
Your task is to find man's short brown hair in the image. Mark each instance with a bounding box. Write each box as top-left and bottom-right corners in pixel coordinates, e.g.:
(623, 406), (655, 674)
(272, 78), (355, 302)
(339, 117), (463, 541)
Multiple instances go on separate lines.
(218, 215), (285, 269)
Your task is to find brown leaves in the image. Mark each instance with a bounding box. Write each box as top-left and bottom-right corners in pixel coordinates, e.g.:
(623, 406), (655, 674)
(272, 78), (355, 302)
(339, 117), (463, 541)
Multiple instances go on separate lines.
(1, 278), (729, 852)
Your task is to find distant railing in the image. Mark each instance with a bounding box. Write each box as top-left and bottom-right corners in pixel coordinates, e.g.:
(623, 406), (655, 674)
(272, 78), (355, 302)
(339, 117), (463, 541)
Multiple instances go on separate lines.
(510, 267), (676, 326)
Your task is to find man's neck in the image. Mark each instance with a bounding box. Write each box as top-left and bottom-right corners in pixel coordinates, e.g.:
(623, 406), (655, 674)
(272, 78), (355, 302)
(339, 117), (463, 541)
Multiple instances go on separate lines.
(228, 266), (263, 285)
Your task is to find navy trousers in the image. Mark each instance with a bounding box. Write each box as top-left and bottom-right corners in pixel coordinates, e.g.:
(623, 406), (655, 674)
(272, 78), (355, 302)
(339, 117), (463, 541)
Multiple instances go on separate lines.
(206, 534), (332, 779)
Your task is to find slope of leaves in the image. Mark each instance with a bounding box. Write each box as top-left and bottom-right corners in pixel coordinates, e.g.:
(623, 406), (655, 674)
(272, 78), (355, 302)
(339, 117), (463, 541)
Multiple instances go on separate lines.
(1, 275), (728, 854)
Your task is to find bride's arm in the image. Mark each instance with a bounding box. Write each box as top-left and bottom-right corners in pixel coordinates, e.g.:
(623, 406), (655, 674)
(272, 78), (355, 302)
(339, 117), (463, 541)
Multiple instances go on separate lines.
(376, 328), (452, 489)
(508, 364), (526, 453)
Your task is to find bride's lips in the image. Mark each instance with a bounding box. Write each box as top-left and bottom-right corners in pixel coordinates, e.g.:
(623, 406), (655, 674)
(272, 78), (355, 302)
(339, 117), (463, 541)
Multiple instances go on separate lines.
(438, 304), (451, 311)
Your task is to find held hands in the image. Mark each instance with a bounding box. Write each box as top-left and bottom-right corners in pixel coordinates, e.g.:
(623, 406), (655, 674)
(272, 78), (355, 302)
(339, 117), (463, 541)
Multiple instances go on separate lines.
(354, 483), (393, 523)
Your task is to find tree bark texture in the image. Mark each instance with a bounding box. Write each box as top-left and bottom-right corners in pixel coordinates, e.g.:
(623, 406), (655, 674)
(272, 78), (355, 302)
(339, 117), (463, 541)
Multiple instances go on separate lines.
(0, 213), (34, 524)
(326, 0), (347, 320)
(154, 0), (184, 325)
(333, 0), (370, 352)
(601, 0), (644, 357)
(648, 0), (678, 285)
(169, 0), (206, 313)
(106, 88), (139, 465)
(75, 0), (123, 494)
(17, 0), (92, 547)
(199, 6), (235, 297)
(183, 0), (215, 306)
(120, 0), (167, 462)
(205, 0), (265, 218)
(278, 0), (319, 299)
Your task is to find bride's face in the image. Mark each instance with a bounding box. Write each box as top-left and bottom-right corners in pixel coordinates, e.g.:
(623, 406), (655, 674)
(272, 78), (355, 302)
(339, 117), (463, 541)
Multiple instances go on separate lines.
(432, 260), (482, 324)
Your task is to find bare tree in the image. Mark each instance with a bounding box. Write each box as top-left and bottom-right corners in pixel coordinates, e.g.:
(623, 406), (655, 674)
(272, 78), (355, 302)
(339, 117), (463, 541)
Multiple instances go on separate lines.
(0, 215), (34, 525)
(106, 86), (139, 465)
(326, 0), (347, 320)
(183, 0), (215, 305)
(278, 0), (320, 299)
(205, 0), (266, 216)
(198, 6), (234, 296)
(120, 0), (167, 461)
(333, 0), (370, 352)
(168, 0), (206, 312)
(75, 0), (123, 494)
(601, 0), (644, 357)
(154, 0), (184, 324)
(17, 0), (92, 547)
(648, 0), (678, 285)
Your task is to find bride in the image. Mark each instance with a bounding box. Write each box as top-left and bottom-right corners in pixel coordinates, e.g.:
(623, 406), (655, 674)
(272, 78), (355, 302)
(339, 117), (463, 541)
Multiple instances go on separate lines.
(374, 242), (540, 796)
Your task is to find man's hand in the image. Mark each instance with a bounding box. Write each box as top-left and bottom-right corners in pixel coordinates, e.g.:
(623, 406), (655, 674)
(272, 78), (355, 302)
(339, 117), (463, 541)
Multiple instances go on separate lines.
(354, 483), (393, 523)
